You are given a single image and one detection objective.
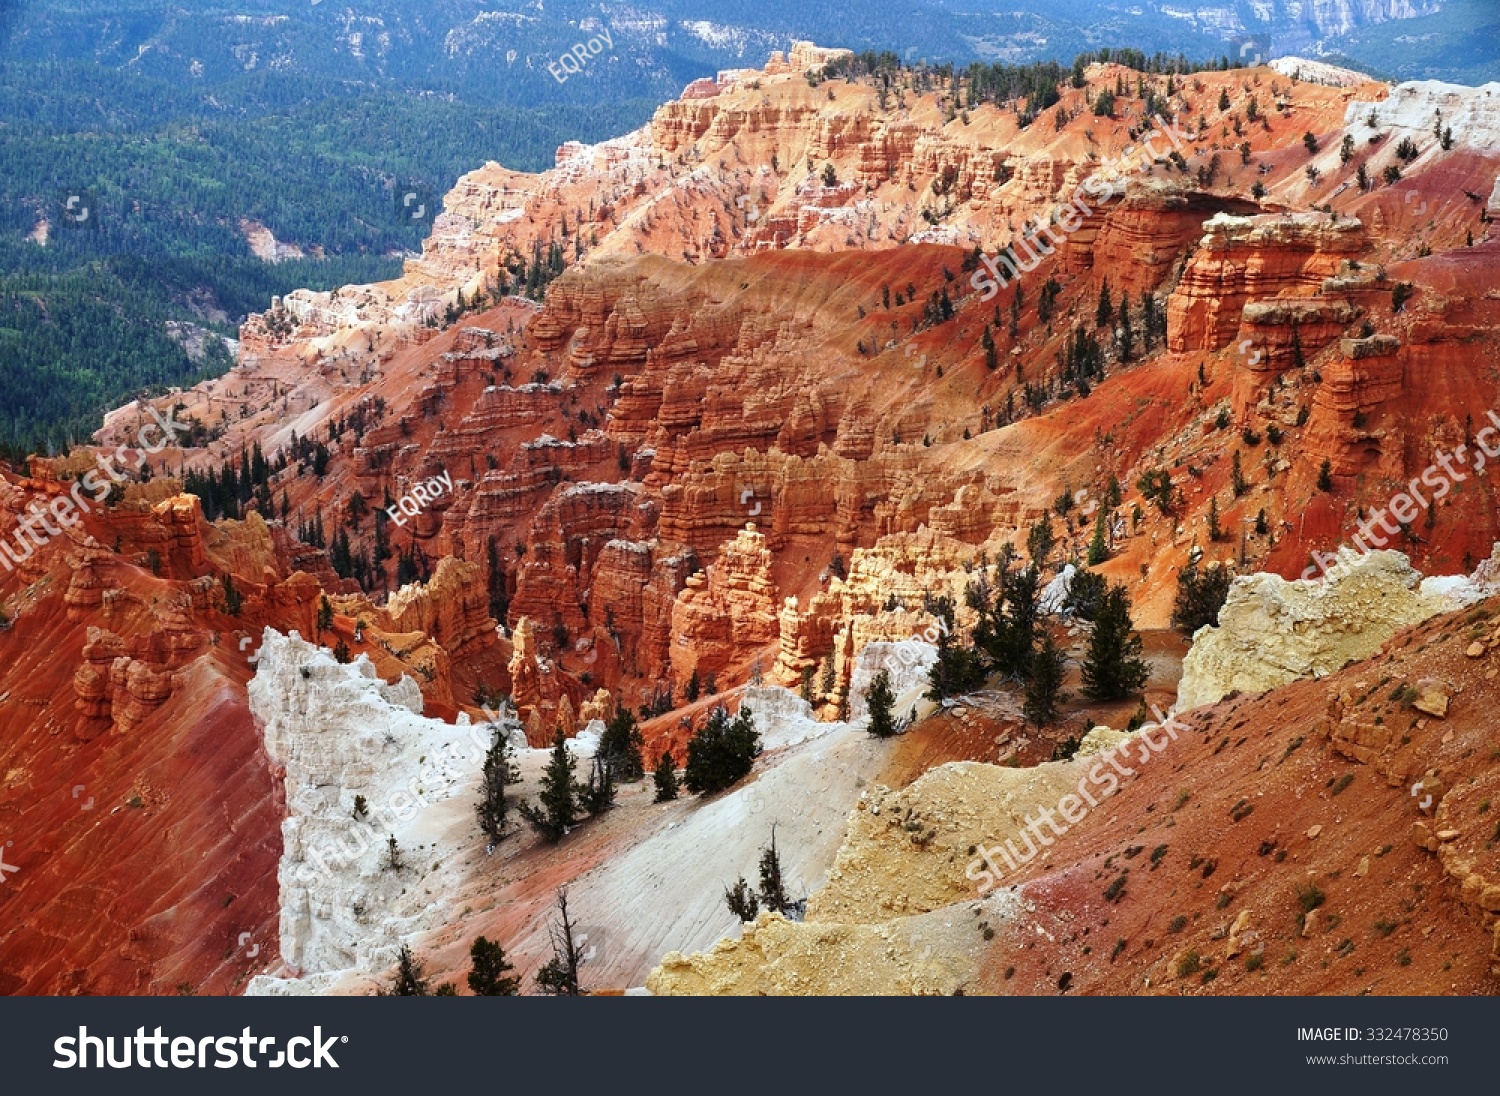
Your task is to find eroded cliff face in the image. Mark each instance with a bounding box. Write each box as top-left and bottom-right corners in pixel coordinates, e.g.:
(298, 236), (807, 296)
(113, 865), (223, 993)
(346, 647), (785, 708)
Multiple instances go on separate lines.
(11, 43), (1500, 996)
(651, 588), (1500, 996)
(210, 51), (1500, 705)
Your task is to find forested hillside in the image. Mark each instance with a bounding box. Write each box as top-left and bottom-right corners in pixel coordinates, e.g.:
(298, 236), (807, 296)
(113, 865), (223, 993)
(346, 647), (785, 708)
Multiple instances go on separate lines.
(0, 6), (662, 456)
(0, 0), (1477, 455)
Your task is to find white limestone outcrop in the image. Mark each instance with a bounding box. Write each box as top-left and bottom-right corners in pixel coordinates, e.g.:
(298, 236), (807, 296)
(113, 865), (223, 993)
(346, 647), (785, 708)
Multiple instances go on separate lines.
(246, 628), (518, 995)
(1176, 550), (1491, 712)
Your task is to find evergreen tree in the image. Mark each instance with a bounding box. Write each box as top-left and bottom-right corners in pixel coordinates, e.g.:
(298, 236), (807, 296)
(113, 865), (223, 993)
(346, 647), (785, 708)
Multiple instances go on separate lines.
(467, 936), (519, 996)
(865, 669), (898, 737)
(1087, 513), (1110, 565)
(598, 706), (645, 781)
(652, 748), (679, 802)
(1117, 297), (1134, 362)
(1065, 566), (1108, 621)
(476, 724), (519, 843)
(1024, 632), (1067, 726)
(926, 595), (987, 700)
(221, 572), (243, 616)
(1172, 559), (1233, 633)
(683, 705), (760, 795)
(381, 945), (430, 996)
(519, 729), (582, 842)
(1317, 458), (1334, 492)
(317, 594), (334, 634)
(758, 825), (794, 916)
(1096, 280), (1114, 329)
(580, 753), (616, 816)
(685, 669), (701, 703)
(724, 878), (760, 921)
(819, 653), (836, 700)
(1081, 584), (1150, 702)
(976, 565), (1040, 680)
(1027, 514), (1055, 568)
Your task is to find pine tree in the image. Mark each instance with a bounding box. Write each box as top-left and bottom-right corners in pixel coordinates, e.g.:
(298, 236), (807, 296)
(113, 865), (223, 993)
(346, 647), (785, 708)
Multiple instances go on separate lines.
(724, 878), (760, 921)
(1081, 584), (1150, 702)
(1087, 513), (1110, 565)
(925, 595), (986, 699)
(381, 945), (430, 996)
(467, 936), (520, 996)
(1117, 297), (1134, 362)
(598, 706), (645, 781)
(685, 669), (701, 703)
(976, 565), (1040, 680)
(652, 748), (679, 802)
(865, 669), (898, 737)
(476, 724), (519, 843)
(1027, 514), (1055, 568)
(758, 825), (794, 915)
(1208, 496), (1223, 541)
(534, 888), (585, 996)
(1172, 559), (1233, 633)
(1096, 280), (1114, 329)
(1023, 632), (1067, 726)
(684, 706), (760, 795)
(519, 729), (582, 841)
(1317, 458), (1334, 492)
(317, 594), (334, 634)
(580, 753), (616, 816)
(221, 572), (243, 617)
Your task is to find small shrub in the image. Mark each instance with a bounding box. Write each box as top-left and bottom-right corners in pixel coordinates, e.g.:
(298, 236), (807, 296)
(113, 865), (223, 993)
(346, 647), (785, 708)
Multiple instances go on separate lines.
(1296, 883), (1326, 914)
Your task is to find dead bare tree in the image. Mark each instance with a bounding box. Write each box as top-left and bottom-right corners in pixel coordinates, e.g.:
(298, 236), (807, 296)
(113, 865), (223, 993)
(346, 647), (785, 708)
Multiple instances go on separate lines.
(534, 887), (586, 995)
